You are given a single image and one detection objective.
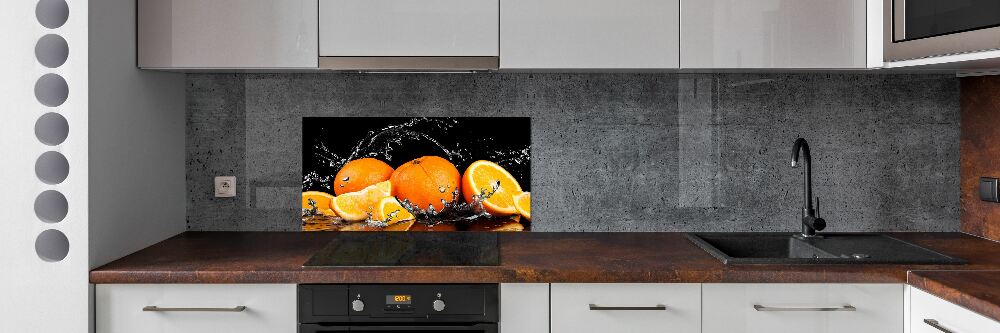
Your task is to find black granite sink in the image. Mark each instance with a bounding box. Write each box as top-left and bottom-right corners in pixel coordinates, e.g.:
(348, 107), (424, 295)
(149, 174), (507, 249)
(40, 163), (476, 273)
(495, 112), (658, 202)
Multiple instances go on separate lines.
(686, 233), (966, 265)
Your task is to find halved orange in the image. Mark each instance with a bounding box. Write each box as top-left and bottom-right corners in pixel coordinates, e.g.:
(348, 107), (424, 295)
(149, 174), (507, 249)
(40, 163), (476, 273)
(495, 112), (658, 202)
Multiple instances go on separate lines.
(302, 191), (337, 216)
(461, 161), (523, 216)
(332, 181), (392, 221)
(373, 197), (415, 225)
(513, 192), (530, 220)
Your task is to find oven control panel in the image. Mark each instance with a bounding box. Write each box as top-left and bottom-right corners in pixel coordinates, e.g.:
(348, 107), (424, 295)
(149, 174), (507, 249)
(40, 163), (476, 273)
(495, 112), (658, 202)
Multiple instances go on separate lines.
(299, 284), (498, 324)
(384, 294), (414, 311)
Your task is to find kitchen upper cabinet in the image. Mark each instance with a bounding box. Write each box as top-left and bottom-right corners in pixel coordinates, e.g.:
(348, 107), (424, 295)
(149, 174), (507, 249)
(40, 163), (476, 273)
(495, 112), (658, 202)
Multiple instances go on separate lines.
(500, 0), (680, 69)
(96, 284), (297, 333)
(138, 0), (318, 69)
(909, 287), (1000, 333)
(551, 283), (701, 333)
(681, 0), (874, 68)
(702, 284), (903, 333)
(319, 0), (499, 57)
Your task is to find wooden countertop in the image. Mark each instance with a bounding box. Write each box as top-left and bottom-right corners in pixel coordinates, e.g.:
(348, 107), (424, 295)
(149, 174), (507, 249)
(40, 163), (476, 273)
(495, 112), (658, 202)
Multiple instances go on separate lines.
(908, 270), (1000, 323)
(91, 232), (1000, 284)
(90, 232), (1000, 321)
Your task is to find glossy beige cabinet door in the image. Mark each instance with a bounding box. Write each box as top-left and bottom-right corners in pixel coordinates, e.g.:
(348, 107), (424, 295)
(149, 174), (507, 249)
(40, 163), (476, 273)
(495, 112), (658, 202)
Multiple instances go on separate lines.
(702, 284), (903, 333)
(320, 0), (499, 56)
(681, 0), (870, 68)
(551, 283), (701, 333)
(138, 0), (318, 69)
(501, 0), (680, 69)
(910, 287), (1000, 333)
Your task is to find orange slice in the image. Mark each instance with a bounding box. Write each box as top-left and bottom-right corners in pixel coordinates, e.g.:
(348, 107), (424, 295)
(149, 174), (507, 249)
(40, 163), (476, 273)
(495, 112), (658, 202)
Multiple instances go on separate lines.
(513, 192), (530, 220)
(302, 191), (337, 216)
(461, 161), (523, 216)
(384, 220), (415, 231)
(332, 181), (392, 221)
(373, 197), (415, 225)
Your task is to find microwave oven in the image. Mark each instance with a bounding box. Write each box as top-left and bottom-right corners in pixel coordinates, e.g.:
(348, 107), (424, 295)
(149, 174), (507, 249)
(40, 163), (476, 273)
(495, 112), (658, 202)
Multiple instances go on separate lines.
(884, 0), (1000, 62)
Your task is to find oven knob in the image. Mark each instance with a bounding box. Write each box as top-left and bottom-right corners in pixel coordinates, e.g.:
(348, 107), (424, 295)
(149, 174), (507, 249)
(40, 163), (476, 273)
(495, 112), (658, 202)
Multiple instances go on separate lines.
(352, 299), (365, 312)
(432, 299), (446, 312)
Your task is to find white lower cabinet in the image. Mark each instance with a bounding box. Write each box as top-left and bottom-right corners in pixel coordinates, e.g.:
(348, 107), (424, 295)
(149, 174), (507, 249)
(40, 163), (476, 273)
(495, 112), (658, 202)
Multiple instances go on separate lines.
(550, 283), (701, 333)
(909, 287), (1000, 333)
(500, 283), (549, 333)
(96, 284), (297, 333)
(702, 283), (904, 333)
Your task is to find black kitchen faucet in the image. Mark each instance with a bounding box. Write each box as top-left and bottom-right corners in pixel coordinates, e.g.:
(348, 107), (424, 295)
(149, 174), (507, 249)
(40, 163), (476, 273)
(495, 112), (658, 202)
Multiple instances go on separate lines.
(791, 138), (826, 237)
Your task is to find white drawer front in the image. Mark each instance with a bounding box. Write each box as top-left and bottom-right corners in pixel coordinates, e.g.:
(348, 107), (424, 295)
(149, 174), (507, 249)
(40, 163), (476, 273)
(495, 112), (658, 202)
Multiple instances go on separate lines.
(551, 283), (701, 333)
(910, 287), (1000, 333)
(703, 283), (903, 333)
(96, 284), (296, 333)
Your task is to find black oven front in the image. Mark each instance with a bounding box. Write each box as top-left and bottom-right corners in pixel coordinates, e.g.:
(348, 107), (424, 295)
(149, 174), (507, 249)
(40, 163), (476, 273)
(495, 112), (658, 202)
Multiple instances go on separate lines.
(299, 284), (498, 333)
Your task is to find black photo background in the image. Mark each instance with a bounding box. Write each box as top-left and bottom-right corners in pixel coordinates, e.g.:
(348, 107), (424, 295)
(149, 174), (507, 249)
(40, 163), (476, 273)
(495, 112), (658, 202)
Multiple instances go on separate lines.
(302, 117), (531, 193)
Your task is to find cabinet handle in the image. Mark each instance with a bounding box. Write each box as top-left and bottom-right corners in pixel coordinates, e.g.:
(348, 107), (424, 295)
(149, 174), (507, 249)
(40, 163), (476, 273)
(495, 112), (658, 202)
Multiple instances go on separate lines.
(923, 319), (955, 333)
(588, 304), (666, 311)
(143, 306), (247, 312)
(753, 304), (856, 312)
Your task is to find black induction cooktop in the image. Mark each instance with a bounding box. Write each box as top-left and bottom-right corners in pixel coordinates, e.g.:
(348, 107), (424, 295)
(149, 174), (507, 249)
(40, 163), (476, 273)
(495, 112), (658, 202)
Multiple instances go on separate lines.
(303, 232), (500, 267)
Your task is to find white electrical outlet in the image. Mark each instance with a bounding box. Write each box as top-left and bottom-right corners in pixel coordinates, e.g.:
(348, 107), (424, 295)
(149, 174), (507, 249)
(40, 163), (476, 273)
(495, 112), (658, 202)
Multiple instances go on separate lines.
(215, 176), (236, 197)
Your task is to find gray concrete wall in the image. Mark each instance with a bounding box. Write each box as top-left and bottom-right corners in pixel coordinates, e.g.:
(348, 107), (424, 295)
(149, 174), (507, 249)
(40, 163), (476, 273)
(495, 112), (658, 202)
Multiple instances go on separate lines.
(186, 73), (959, 232)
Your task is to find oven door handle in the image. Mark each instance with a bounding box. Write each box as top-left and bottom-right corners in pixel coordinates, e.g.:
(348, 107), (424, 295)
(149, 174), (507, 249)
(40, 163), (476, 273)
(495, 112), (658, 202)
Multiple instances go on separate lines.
(299, 323), (498, 333)
(348, 323), (497, 332)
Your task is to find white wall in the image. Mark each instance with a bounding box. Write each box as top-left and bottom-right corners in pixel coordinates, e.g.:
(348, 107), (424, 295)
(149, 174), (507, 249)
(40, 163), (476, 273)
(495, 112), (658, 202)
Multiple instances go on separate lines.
(0, 0), (185, 331)
(88, 0), (186, 269)
(0, 0), (90, 331)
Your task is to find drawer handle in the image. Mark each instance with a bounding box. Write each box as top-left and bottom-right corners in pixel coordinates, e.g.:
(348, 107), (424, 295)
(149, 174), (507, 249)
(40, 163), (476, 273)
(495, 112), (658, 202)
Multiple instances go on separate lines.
(588, 304), (667, 311)
(923, 319), (955, 333)
(143, 306), (247, 312)
(753, 304), (856, 312)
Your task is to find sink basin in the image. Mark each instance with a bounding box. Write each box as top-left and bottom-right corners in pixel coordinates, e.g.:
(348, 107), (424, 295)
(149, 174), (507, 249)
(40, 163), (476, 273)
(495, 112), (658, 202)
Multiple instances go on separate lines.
(686, 233), (966, 265)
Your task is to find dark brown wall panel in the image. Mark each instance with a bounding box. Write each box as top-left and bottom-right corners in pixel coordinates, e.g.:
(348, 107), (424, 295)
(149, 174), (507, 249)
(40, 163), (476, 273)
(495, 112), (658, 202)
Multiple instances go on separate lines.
(961, 76), (1000, 241)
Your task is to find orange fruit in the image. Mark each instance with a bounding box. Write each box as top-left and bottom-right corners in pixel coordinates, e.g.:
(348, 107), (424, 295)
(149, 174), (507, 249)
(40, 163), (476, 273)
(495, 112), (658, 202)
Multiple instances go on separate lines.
(334, 158), (394, 195)
(302, 191), (337, 216)
(461, 160), (523, 216)
(332, 181), (392, 221)
(513, 192), (531, 220)
(390, 156), (461, 212)
(373, 197), (415, 225)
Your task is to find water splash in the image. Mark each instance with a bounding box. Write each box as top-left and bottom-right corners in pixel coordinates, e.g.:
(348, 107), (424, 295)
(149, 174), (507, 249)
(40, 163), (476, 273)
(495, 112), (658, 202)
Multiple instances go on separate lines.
(490, 146), (531, 167)
(304, 118), (476, 189)
(302, 198), (320, 216)
(302, 171), (334, 191)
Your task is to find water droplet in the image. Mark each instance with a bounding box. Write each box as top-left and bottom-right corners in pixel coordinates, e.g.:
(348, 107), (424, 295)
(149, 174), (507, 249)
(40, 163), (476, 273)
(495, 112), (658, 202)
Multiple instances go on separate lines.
(341, 176), (350, 181)
(438, 186), (447, 193)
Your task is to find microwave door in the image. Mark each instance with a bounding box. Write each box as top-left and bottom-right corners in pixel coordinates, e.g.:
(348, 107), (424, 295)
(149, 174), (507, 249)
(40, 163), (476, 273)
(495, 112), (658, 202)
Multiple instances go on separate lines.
(896, 0), (1000, 42)
(885, 0), (1000, 61)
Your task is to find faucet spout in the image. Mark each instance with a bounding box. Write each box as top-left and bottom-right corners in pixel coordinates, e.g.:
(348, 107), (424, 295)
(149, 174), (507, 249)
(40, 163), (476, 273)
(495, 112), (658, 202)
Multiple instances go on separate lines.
(791, 138), (825, 237)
